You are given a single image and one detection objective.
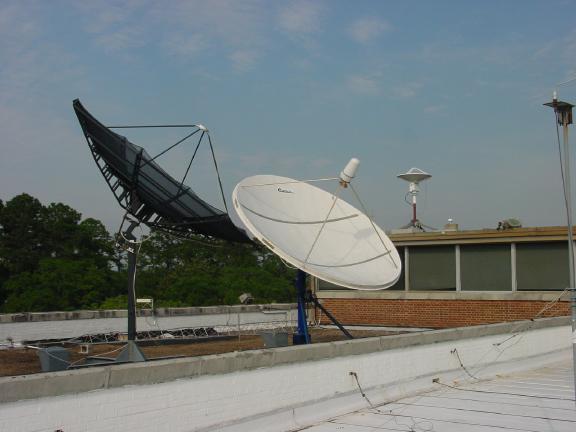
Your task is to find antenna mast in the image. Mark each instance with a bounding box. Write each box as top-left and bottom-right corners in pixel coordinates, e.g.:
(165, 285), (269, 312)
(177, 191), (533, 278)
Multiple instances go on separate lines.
(544, 92), (576, 403)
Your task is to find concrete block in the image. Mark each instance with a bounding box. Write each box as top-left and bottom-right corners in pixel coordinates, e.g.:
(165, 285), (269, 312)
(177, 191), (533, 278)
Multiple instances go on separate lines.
(0, 368), (109, 403)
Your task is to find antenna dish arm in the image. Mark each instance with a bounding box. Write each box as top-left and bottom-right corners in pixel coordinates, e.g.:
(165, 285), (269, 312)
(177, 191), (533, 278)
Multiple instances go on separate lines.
(109, 119), (232, 221)
(309, 294), (353, 339)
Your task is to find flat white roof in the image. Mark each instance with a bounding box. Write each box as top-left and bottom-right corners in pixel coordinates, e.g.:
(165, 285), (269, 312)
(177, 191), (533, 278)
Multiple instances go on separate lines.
(303, 360), (575, 431)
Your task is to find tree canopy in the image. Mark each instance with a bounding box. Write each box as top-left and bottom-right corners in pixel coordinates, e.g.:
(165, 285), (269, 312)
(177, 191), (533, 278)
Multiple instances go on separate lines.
(0, 194), (294, 313)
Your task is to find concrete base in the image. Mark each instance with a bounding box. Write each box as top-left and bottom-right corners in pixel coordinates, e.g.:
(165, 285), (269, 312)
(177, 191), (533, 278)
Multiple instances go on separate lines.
(115, 341), (147, 363)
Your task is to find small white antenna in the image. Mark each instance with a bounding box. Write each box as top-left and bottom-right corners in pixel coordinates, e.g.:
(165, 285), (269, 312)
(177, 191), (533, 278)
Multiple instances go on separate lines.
(397, 167), (431, 230)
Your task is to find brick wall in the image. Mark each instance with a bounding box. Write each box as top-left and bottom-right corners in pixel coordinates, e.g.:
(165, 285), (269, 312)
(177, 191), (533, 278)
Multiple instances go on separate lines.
(316, 299), (570, 328)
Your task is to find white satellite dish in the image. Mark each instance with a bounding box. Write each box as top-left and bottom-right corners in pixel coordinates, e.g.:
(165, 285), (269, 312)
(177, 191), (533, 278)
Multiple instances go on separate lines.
(397, 167), (431, 184)
(232, 167), (401, 290)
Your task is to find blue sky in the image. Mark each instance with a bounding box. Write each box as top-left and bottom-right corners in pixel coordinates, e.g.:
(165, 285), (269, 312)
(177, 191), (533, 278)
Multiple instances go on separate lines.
(1, 0), (576, 232)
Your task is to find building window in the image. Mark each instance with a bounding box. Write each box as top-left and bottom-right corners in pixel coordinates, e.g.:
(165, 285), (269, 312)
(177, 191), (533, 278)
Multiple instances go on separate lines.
(409, 246), (456, 291)
(460, 244), (511, 291)
(317, 279), (347, 291)
(516, 242), (568, 291)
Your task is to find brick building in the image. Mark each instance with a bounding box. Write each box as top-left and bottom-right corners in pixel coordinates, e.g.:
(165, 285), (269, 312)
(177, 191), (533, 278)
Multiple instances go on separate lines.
(313, 226), (572, 328)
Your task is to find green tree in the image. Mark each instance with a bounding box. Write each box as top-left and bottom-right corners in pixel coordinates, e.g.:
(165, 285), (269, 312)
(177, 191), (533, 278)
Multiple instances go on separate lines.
(0, 192), (296, 313)
(148, 236), (295, 307)
(0, 194), (120, 312)
(0, 194), (45, 274)
(76, 218), (115, 268)
(41, 203), (82, 259)
(2, 258), (116, 312)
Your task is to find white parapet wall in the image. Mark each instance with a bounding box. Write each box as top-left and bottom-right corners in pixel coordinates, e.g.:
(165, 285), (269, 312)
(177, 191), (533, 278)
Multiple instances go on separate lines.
(0, 317), (571, 432)
(0, 304), (297, 343)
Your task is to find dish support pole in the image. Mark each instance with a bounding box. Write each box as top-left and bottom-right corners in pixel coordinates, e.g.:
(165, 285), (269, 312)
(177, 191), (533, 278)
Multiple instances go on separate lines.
(293, 269), (311, 345)
(116, 219), (147, 362)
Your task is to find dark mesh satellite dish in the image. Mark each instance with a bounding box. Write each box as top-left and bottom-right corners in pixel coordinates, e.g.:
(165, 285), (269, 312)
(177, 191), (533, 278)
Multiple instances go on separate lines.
(72, 99), (249, 363)
(73, 99), (248, 243)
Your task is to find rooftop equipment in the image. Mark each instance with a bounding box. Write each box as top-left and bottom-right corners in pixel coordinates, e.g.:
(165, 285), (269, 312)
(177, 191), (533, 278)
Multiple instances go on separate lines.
(75, 99), (400, 350)
(73, 100), (249, 363)
(397, 167), (432, 231)
(233, 159), (401, 344)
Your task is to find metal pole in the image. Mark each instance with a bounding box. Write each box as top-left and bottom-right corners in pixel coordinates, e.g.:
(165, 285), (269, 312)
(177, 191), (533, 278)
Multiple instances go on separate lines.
(309, 295), (353, 339)
(564, 122), (575, 288)
(293, 269), (311, 345)
(123, 219), (139, 342)
(564, 121), (576, 401)
(127, 246), (137, 341)
(545, 96), (575, 400)
(411, 183), (417, 227)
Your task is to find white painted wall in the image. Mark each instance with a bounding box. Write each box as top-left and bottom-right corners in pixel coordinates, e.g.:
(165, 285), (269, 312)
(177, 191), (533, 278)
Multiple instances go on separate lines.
(0, 323), (570, 432)
(0, 310), (297, 343)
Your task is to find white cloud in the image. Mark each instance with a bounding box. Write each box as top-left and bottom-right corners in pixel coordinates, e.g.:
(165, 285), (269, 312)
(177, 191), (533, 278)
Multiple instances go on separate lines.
(94, 27), (145, 53)
(347, 75), (381, 95)
(153, 0), (267, 47)
(164, 34), (208, 58)
(229, 49), (258, 71)
(0, 3), (83, 107)
(348, 17), (391, 43)
(278, 0), (323, 35)
(75, 0), (269, 69)
(423, 105), (446, 113)
(0, 2), (39, 41)
(309, 158), (333, 170)
(73, 2), (147, 54)
(77, 2), (138, 34)
(393, 82), (423, 98)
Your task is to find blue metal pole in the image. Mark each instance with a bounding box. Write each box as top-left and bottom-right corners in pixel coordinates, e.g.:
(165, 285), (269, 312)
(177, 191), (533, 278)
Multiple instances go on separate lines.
(293, 269), (311, 345)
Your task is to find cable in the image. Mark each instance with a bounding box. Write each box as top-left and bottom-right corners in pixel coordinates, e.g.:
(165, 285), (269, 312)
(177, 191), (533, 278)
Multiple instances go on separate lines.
(450, 348), (479, 380)
(348, 371), (436, 432)
(278, 256), (298, 270)
(349, 371), (377, 408)
(173, 131), (204, 199)
(554, 110), (576, 284)
(207, 133), (229, 213)
(441, 283), (571, 383)
(66, 344), (127, 369)
(312, 304), (323, 326)
(404, 191), (413, 206)
(493, 287), (570, 348)
(557, 76), (576, 87)
(108, 124), (199, 129)
(556, 111), (570, 233)
(116, 212), (151, 247)
(158, 230), (226, 248)
(146, 129), (201, 166)
(434, 380), (575, 401)
(346, 289), (572, 430)
(366, 412), (554, 432)
(350, 184), (398, 269)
